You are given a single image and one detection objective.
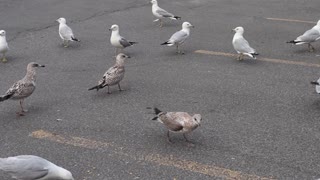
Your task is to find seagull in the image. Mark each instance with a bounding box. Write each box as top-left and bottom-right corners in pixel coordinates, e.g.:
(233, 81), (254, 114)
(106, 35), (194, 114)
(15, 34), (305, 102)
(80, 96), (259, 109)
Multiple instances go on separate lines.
(150, 0), (181, 27)
(311, 77), (320, 94)
(232, 26), (259, 61)
(88, 53), (130, 94)
(56, 17), (80, 48)
(0, 155), (74, 180)
(151, 107), (201, 143)
(0, 30), (9, 63)
(287, 20), (320, 52)
(0, 62), (45, 116)
(109, 24), (138, 56)
(161, 22), (194, 54)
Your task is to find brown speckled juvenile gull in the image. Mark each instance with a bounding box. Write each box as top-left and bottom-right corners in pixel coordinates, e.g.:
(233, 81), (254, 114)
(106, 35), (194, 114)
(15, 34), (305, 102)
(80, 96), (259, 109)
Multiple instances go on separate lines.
(0, 62), (45, 116)
(0, 155), (74, 180)
(88, 53), (130, 94)
(152, 107), (202, 143)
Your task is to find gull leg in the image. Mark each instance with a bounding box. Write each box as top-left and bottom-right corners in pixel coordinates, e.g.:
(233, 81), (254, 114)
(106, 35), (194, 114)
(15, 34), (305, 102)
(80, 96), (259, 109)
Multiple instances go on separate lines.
(159, 19), (163, 27)
(118, 83), (123, 91)
(308, 44), (315, 52)
(2, 52), (7, 63)
(115, 48), (118, 56)
(107, 86), (111, 94)
(183, 134), (195, 146)
(240, 54), (244, 61)
(167, 130), (173, 143)
(17, 99), (26, 116)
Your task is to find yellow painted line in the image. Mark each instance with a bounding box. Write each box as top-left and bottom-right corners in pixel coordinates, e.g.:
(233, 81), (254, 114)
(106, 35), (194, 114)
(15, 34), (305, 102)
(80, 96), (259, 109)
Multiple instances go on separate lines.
(266, 18), (316, 24)
(30, 130), (274, 180)
(195, 50), (320, 68)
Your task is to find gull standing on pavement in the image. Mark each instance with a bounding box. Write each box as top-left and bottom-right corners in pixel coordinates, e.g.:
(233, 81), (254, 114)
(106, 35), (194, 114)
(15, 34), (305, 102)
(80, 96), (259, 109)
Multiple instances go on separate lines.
(0, 62), (45, 116)
(88, 53), (130, 94)
(56, 17), (80, 47)
(0, 30), (9, 62)
(109, 24), (138, 56)
(161, 22), (194, 54)
(150, 0), (181, 27)
(151, 107), (202, 143)
(232, 26), (259, 61)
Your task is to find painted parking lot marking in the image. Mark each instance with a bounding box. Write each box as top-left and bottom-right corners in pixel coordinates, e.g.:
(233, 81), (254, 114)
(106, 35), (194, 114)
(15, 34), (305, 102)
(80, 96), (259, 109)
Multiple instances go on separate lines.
(265, 18), (316, 24)
(30, 130), (274, 180)
(195, 50), (320, 68)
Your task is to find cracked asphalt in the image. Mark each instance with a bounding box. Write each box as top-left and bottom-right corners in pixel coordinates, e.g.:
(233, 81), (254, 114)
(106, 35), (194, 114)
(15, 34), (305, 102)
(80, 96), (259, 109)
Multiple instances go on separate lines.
(1, 0), (320, 179)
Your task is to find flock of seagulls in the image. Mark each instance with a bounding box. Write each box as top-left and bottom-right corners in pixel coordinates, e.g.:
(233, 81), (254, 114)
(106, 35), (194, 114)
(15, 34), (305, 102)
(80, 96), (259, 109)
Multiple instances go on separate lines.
(1, 0), (320, 179)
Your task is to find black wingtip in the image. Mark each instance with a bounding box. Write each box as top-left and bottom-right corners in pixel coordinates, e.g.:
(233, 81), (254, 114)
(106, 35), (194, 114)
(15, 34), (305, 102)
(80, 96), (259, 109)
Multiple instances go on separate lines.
(71, 37), (80, 42)
(154, 107), (162, 115)
(152, 117), (158, 120)
(0, 94), (13, 102)
(174, 16), (181, 20)
(286, 40), (296, 44)
(129, 42), (138, 45)
(88, 85), (99, 91)
(311, 81), (320, 85)
(161, 41), (169, 45)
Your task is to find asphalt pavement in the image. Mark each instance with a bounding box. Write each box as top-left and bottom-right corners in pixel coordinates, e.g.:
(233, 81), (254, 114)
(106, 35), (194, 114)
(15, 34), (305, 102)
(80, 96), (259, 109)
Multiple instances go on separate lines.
(1, 0), (320, 179)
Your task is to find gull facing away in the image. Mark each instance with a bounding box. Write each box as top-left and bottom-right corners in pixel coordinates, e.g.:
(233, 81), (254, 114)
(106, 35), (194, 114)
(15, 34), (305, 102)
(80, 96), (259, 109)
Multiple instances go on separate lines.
(232, 26), (259, 61)
(56, 17), (80, 48)
(0, 30), (9, 62)
(0, 62), (45, 116)
(88, 53), (130, 94)
(311, 77), (320, 94)
(151, 107), (201, 143)
(150, 0), (181, 27)
(109, 24), (138, 56)
(0, 155), (74, 180)
(287, 20), (320, 52)
(161, 22), (194, 54)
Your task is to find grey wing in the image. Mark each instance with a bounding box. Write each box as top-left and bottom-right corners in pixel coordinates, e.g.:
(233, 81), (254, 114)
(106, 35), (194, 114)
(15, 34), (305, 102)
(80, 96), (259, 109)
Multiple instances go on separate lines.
(11, 82), (35, 99)
(0, 156), (49, 180)
(159, 113), (184, 131)
(156, 8), (174, 17)
(119, 37), (132, 48)
(3, 81), (20, 98)
(169, 30), (188, 44)
(233, 37), (255, 53)
(60, 25), (74, 39)
(104, 66), (125, 85)
(297, 28), (320, 42)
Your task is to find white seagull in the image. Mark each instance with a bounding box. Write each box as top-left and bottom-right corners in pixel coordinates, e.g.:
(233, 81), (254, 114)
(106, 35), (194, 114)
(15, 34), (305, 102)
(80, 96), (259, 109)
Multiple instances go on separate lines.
(109, 24), (138, 56)
(0, 155), (74, 180)
(287, 20), (320, 52)
(232, 26), (259, 60)
(0, 30), (9, 63)
(88, 53), (130, 94)
(152, 107), (202, 143)
(150, 0), (181, 27)
(56, 17), (80, 47)
(161, 22), (194, 54)
(0, 62), (45, 116)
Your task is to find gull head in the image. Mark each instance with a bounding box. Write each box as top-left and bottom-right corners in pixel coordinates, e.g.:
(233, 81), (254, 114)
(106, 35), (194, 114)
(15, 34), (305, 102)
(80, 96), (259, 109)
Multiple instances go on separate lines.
(116, 53), (130, 64)
(0, 30), (6, 36)
(109, 24), (119, 32)
(57, 167), (74, 180)
(56, 17), (66, 24)
(27, 62), (45, 71)
(150, 0), (158, 4)
(193, 114), (202, 127)
(182, 22), (194, 29)
(233, 26), (244, 34)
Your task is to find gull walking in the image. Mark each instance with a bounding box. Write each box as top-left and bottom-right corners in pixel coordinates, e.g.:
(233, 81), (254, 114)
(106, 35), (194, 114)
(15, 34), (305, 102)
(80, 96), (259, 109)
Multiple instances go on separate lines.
(0, 30), (9, 62)
(311, 77), (320, 94)
(151, 107), (201, 143)
(150, 0), (181, 27)
(161, 22), (194, 54)
(287, 20), (320, 52)
(232, 26), (259, 61)
(88, 53), (130, 94)
(0, 155), (74, 180)
(56, 17), (80, 48)
(0, 62), (45, 116)
(109, 24), (138, 56)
